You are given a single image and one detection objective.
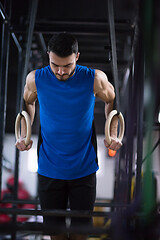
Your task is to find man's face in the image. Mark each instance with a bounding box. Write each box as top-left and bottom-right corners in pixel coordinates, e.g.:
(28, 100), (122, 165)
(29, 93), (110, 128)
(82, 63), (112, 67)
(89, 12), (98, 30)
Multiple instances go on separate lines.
(48, 52), (80, 81)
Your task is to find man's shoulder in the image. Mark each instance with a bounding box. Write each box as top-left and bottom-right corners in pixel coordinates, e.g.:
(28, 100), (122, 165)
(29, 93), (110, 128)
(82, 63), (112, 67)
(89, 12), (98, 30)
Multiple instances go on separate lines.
(77, 64), (92, 70)
(27, 70), (36, 81)
(35, 65), (50, 73)
(25, 70), (37, 92)
(76, 64), (95, 76)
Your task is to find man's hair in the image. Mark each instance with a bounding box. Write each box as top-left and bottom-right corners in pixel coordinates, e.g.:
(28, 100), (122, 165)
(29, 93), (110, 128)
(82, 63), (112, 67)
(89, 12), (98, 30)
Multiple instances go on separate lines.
(48, 32), (78, 57)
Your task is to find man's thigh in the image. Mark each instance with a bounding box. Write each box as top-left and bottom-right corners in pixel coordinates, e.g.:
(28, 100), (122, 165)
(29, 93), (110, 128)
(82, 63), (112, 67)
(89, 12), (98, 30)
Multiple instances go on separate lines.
(38, 174), (68, 231)
(68, 173), (96, 232)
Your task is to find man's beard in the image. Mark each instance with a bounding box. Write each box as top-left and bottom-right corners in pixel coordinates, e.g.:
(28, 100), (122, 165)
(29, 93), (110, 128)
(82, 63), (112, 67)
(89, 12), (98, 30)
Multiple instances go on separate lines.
(55, 67), (76, 81)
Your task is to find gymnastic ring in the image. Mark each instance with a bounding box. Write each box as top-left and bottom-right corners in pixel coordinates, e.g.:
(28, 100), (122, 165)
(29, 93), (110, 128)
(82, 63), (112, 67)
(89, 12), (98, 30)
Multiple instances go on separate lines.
(105, 110), (125, 146)
(15, 110), (31, 146)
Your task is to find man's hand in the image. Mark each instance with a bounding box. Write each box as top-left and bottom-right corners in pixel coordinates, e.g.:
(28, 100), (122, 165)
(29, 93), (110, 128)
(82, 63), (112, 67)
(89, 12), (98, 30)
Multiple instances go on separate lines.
(104, 137), (122, 151)
(104, 113), (123, 151)
(15, 137), (33, 151)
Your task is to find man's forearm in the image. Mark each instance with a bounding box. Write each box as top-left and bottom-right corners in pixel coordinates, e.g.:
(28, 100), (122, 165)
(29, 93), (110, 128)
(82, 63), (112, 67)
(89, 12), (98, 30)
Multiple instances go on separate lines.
(105, 101), (114, 119)
(24, 101), (35, 125)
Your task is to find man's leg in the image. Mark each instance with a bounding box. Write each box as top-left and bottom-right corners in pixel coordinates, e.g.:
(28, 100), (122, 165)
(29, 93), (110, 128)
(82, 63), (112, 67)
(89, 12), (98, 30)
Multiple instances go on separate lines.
(38, 174), (68, 238)
(68, 173), (96, 240)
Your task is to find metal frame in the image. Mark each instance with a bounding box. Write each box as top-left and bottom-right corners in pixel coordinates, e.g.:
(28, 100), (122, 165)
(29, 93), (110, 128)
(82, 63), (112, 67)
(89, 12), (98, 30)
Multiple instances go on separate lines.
(107, 0), (120, 112)
(107, 0), (134, 205)
(134, 2), (144, 201)
(13, 0), (39, 201)
(0, 0), (11, 200)
(12, 1), (38, 239)
(0, 1), (38, 239)
(20, 0), (39, 111)
(12, 19), (133, 35)
(106, 0), (145, 208)
(0, 0), (158, 239)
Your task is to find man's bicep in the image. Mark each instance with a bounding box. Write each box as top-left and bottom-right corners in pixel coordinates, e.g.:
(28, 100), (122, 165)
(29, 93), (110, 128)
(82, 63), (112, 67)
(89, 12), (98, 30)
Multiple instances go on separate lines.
(24, 86), (37, 104)
(24, 71), (37, 104)
(94, 70), (115, 103)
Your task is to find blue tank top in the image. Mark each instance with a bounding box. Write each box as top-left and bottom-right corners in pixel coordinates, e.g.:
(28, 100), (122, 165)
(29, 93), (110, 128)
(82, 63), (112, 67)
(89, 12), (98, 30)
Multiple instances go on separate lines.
(35, 64), (99, 180)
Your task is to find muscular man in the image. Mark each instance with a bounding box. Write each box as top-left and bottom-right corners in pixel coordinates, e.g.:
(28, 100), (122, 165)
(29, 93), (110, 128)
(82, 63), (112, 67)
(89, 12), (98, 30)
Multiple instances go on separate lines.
(16, 32), (122, 240)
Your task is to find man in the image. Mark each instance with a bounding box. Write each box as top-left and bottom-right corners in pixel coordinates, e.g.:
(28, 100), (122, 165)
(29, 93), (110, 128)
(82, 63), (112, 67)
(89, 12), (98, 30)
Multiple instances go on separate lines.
(16, 32), (122, 240)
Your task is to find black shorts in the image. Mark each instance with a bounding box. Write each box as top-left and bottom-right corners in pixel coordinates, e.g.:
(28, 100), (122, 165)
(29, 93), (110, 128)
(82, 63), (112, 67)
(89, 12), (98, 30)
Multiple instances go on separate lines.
(38, 173), (96, 234)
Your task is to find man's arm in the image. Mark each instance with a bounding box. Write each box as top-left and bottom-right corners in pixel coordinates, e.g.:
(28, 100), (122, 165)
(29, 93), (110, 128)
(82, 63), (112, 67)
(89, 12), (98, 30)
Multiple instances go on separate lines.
(94, 69), (122, 150)
(16, 70), (37, 151)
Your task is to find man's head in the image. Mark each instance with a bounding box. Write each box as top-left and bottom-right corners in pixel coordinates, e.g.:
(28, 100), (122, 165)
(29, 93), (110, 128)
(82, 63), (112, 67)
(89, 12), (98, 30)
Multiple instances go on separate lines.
(47, 33), (80, 81)
(48, 32), (78, 57)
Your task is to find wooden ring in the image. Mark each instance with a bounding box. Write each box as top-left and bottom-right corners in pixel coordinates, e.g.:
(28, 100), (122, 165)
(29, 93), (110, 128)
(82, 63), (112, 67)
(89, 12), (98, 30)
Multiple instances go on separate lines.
(105, 110), (125, 145)
(15, 111), (31, 146)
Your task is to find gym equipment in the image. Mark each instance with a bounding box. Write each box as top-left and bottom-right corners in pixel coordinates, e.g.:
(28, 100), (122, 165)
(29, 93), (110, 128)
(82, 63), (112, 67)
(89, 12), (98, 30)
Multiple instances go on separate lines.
(17, 188), (30, 200)
(15, 110), (31, 146)
(0, 214), (11, 223)
(1, 189), (12, 200)
(7, 176), (23, 191)
(93, 206), (105, 227)
(105, 110), (125, 146)
(106, 0), (125, 147)
(108, 148), (116, 157)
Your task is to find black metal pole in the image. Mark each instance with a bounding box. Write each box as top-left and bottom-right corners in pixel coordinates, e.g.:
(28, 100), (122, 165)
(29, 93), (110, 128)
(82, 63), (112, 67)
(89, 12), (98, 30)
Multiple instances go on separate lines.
(107, 0), (120, 112)
(38, 32), (47, 52)
(113, 66), (136, 205)
(134, 3), (144, 201)
(0, 2), (11, 200)
(11, 48), (22, 240)
(11, 1), (38, 239)
(13, 0), (39, 202)
(12, 36), (22, 201)
(20, 0), (39, 111)
(0, 2), (9, 20)
(124, 67), (135, 203)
